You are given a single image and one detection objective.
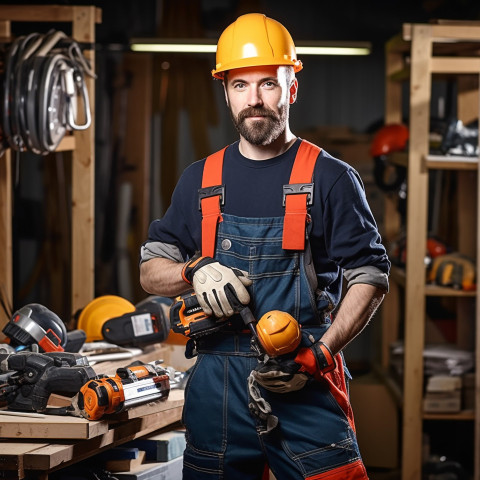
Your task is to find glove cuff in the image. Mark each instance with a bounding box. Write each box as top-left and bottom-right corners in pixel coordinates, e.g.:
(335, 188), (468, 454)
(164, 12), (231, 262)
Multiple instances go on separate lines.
(295, 341), (336, 375)
(181, 255), (212, 284)
(312, 341), (336, 373)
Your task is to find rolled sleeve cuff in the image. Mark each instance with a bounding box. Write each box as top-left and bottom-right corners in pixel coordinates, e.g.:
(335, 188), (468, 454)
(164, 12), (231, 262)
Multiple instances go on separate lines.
(344, 265), (389, 292)
(140, 241), (185, 265)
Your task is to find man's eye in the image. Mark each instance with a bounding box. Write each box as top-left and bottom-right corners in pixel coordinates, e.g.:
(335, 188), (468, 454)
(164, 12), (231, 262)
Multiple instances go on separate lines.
(263, 81), (276, 88)
(233, 83), (246, 89)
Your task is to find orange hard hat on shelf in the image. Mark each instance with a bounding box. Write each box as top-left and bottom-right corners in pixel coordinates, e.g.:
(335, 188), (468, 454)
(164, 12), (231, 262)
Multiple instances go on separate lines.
(212, 13), (303, 79)
(370, 123), (409, 157)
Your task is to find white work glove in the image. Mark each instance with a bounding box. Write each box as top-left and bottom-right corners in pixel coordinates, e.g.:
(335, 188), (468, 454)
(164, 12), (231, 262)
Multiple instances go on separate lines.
(181, 255), (252, 317)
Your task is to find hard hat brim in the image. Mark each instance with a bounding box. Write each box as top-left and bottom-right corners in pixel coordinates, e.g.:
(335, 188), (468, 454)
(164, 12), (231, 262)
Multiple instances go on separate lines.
(212, 58), (303, 79)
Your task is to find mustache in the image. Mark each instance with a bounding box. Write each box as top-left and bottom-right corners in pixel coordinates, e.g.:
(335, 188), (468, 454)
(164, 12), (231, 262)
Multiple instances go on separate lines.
(237, 107), (278, 122)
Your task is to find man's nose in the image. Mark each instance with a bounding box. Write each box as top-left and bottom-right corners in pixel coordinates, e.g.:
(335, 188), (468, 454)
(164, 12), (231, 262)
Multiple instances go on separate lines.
(247, 87), (263, 107)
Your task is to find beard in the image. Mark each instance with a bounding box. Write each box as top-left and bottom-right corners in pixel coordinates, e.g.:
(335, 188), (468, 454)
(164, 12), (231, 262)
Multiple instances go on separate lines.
(229, 104), (288, 146)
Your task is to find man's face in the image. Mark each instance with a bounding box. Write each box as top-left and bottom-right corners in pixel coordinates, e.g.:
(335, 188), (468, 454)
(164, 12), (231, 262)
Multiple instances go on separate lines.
(224, 65), (294, 146)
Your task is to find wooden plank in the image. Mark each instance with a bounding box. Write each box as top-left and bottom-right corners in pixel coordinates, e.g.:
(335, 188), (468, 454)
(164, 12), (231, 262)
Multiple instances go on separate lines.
(0, 5), (101, 23)
(0, 17), (10, 36)
(22, 405), (183, 471)
(120, 52), (153, 302)
(0, 442), (49, 479)
(385, 51), (404, 123)
(402, 24), (432, 480)
(431, 57), (480, 74)
(403, 23), (480, 42)
(0, 149), (12, 333)
(0, 413), (108, 440)
(0, 15), (11, 333)
(71, 6), (96, 315)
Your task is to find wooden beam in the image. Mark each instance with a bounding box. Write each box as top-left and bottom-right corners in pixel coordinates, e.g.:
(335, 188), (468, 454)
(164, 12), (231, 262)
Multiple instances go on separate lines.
(0, 150), (12, 334)
(0, 19), (11, 334)
(402, 24), (432, 480)
(0, 5), (101, 24)
(403, 23), (480, 42)
(71, 6), (96, 314)
(431, 57), (480, 74)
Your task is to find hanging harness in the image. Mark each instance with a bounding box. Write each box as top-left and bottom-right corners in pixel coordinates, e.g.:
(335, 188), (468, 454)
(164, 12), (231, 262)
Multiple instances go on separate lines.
(199, 140), (321, 257)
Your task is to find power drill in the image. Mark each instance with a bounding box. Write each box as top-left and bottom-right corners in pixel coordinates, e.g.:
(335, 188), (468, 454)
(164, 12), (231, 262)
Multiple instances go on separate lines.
(170, 292), (301, 357)
(73, 362), (170, 420)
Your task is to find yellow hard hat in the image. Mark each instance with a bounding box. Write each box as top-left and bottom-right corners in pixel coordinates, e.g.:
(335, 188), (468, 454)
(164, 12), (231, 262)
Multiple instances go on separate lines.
(256, 310), (301, 357)
(77, 295), (136, 342)
(212, 13), (303, 79)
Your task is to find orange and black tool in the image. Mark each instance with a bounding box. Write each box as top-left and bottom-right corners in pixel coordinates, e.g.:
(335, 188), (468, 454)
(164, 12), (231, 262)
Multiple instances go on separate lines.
(170, 291), (229, 338)
(170, 291), (301, 357)
(76, 363), (170, 420)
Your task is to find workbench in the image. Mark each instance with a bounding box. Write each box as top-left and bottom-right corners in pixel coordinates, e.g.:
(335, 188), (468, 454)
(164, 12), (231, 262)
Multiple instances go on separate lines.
(0, 344), (190, 480)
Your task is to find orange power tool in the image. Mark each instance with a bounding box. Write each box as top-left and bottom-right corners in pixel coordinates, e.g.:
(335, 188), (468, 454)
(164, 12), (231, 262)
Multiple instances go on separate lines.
(170, 291), (302, 357)
(74, 362), (170, 420)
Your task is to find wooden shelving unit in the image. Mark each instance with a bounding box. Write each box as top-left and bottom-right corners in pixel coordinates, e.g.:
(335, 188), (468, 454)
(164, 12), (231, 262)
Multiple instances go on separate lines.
(381, 22), (480, 479)
(0, 5), (102, 327)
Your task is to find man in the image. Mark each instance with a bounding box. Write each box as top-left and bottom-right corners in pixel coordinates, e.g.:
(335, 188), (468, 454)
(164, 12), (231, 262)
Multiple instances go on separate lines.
(140, 13), (390, 480)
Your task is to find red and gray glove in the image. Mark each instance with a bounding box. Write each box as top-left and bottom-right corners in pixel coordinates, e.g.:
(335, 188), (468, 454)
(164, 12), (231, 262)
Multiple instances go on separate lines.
(251, 341), (336, 393)
(294, 341), (336, 379)
(182, 255), (252, 317)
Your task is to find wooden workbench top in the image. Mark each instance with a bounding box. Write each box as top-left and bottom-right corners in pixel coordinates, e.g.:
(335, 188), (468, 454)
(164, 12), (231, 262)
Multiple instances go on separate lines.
(0, 389), (184, 479)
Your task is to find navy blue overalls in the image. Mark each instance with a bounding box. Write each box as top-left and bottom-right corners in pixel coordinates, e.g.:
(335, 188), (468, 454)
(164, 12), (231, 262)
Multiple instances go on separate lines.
(182, 141), (368, 480)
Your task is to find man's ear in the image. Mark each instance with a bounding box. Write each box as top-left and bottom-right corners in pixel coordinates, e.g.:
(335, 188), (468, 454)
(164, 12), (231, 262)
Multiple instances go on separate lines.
(289, 78), (298, 104)
(223, 81), (230, 107)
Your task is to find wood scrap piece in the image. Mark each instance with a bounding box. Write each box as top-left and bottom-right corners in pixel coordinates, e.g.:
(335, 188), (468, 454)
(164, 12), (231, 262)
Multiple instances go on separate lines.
(0, 413), (108, 439)
(105, 450), (146, 472)
(22, 405), (183, 472)
(0, 441), (49, 479)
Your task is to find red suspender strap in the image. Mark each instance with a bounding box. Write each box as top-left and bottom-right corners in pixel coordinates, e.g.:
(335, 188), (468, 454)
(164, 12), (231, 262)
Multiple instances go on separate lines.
(200, 146), (227, 257)
(282, 140), (321, 250)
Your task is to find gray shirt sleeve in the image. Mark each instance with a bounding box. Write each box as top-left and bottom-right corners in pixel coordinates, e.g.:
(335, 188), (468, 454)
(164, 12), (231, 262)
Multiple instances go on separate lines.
(343, 265), (389, 292)
(140, 241), (185, 264)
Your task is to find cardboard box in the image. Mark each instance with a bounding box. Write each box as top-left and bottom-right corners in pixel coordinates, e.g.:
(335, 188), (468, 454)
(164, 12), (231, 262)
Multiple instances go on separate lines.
(423, 375), (462, 413)
(349, 373), (399, 469)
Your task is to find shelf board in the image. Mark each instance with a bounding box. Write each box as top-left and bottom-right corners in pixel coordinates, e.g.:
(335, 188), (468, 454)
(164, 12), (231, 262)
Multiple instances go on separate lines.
(389, 152), (479, 170)
(425, 284), (476, 297)
(423, 410), (475, 421)
(426, 154), (478, 170)
(390, 265), (476, 297)
(372, 366), (476, 422)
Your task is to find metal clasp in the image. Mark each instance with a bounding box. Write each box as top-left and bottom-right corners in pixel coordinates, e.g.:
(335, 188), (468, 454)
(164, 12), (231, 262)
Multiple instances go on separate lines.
(282, 183), (314, 206)
(198, 185), (225, 210)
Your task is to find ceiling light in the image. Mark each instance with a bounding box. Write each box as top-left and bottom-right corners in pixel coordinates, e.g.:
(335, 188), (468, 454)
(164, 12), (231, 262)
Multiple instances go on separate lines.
(130, 39), (371, 56)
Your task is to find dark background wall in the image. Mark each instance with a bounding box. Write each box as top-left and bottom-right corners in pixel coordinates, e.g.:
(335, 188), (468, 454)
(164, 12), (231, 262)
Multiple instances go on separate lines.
(5, 0), (480, 364)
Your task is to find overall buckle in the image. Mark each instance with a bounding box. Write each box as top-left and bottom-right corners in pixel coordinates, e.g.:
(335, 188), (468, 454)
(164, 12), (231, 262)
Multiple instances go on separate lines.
(198, 185), (225, 211)
(282, 183), (314, 207)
